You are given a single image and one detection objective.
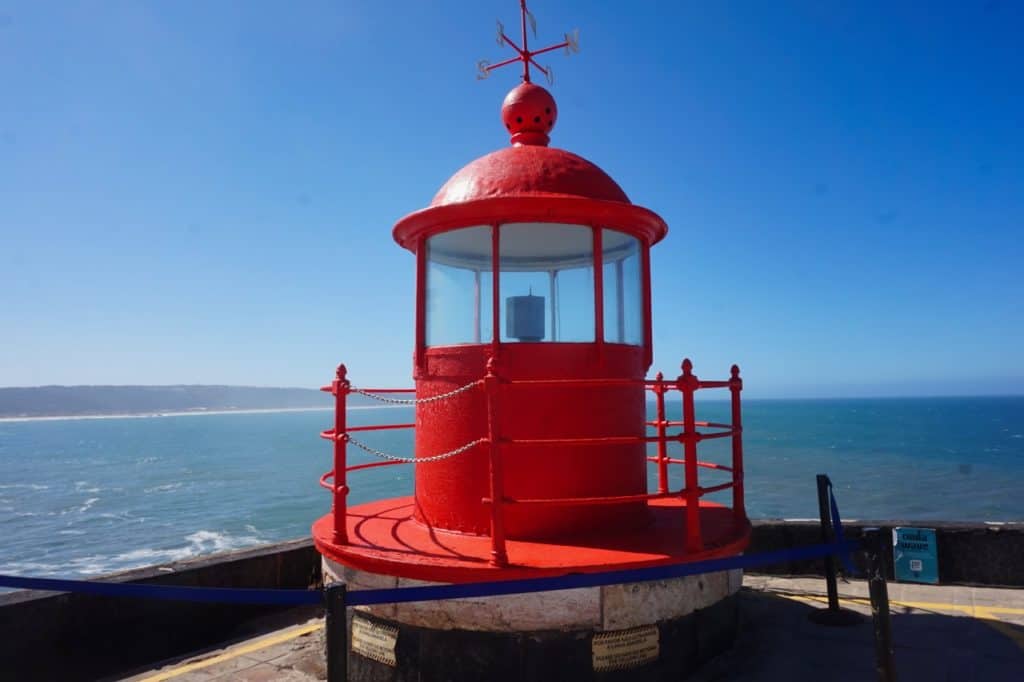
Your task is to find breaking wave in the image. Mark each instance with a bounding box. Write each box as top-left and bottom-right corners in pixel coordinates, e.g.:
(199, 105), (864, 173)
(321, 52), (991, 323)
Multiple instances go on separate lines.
(0, 529), (266, 578)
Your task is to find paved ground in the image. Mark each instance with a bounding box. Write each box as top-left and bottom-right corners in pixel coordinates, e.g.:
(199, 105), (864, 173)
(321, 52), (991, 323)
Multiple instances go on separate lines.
(695, 577), (1024, 681)
(122, 576), (1024, 681)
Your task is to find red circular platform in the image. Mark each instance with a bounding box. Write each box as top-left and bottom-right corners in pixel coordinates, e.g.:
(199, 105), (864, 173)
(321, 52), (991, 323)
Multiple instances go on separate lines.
(313, 496), (751, 583)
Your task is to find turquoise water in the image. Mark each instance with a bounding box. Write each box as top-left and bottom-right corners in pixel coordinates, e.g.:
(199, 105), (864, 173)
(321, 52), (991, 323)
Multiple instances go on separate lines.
(1, 397), (1022, 578)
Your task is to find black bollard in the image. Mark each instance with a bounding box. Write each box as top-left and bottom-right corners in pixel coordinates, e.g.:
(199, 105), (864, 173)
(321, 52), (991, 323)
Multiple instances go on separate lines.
(325, 582), (348, 682)
(808, 474), (862, 626)
(865, 528), (897, 682)
(818, 474), (840, 610)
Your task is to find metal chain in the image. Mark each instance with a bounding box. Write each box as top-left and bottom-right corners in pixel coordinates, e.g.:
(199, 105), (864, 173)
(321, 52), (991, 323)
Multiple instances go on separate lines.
(349, 379), (482, 405)
(347, 435), (487, 464)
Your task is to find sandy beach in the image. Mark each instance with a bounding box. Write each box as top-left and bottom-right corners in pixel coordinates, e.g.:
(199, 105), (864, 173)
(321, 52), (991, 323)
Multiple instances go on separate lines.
(0, 404), (401, 424)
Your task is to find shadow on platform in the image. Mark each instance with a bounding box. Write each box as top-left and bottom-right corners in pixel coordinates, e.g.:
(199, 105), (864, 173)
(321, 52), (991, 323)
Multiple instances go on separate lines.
(692, 589), (1024, 681)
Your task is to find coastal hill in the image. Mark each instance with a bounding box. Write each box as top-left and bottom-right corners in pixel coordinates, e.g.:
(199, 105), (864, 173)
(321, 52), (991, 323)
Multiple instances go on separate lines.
(0, 385), (379, 418)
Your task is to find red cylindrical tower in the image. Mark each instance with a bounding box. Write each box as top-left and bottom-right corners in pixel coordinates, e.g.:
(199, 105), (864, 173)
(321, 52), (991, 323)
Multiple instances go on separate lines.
(394, 82), (666, 541)
(313, 75), (749, 579)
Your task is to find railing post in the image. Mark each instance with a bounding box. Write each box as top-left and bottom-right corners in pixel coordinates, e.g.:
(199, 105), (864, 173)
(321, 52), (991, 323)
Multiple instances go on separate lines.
(332, 364), (350, 544)
(654, 372), (669, 495)
(325, 581), (348, 682)
(728, 364), (745, 522)
(678, 359), (703, 553)
(484, 357), (509, 567)
(865, 527), (898, 682)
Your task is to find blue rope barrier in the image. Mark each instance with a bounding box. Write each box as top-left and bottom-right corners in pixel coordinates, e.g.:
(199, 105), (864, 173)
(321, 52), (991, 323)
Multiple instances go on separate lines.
(345, 541), (856, 606)
(0, 541), (857, 607)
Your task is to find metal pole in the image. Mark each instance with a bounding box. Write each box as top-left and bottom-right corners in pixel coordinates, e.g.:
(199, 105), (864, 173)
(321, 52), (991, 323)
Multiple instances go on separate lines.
(415, 237), (427, 370)
(808, 475), (862, 626)
(679, 359), (703, 553)
(325, 582), (348, 682)
(474, 270), (482, 344)
(520, 0), (529, 82)
(548, 269), (557, 341)
(332, 365), (350, 544)
(866, 527), (897, 682)
(817, 474), (840, 612)
(728, 365), (745, 521)
(593, 226), (605, 351)
(615, 258), (625, 343)
(484, 357), (508, 567)
(654, 372), (668, 495)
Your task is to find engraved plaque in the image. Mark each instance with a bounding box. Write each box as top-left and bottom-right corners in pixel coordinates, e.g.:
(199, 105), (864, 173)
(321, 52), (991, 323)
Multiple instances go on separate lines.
(592, 624), (659, 671)
(351, 615), (398, 666)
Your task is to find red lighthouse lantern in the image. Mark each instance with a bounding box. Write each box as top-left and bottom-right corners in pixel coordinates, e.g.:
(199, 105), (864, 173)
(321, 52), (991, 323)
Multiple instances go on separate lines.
(396, 79), (668, 547)
(313, 4), (750, 678)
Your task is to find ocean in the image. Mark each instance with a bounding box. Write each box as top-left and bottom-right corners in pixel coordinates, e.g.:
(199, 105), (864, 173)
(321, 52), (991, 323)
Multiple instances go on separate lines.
(1, 396), (1022, 579)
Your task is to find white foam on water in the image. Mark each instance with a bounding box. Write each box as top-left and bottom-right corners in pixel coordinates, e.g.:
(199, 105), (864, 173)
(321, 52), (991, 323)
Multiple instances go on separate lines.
(0, 484), (49, 491)
(0, 529), (267, 578)
(183, 529), (262, 553)
(143, 482), (183, 494)
(59, 498), (100, 515)
(112, 547), (196, 565)
(87, 530), (267, 574)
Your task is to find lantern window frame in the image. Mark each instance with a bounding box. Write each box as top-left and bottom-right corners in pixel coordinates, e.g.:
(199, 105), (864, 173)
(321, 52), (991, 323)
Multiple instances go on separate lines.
(416, 221), (653, 367)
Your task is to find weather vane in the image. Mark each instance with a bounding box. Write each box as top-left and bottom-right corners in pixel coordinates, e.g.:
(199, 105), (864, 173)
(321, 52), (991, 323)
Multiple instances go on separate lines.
(476, 1), (579, 85)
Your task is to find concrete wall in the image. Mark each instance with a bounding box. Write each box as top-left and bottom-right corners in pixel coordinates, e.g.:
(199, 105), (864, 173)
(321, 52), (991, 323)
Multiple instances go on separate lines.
(0, 539), (321, 682)
(749, 520), (1024, 587)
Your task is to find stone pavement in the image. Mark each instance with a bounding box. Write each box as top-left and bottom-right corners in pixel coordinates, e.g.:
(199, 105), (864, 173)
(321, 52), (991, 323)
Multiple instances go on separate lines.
(122, 576), (1024, 681)
(694, 576), (1024, 681)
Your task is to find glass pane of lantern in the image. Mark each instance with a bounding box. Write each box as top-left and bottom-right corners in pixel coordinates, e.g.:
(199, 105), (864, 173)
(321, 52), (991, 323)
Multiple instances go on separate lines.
(499, 223), (594, 343)
(425, 226), (493, 346)
(601, 229), (643, 346)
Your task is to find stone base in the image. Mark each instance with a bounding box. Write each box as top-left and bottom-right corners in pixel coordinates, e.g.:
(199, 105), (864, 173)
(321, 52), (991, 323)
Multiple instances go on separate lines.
(346, 595), (739, 681)
(325, 558), (742, 681)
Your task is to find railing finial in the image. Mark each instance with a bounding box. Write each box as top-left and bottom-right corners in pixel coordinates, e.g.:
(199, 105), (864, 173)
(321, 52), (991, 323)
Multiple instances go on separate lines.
(336, 364), (348, 381)
(730, 364), (740, 380)
(681, 358), (693, 376)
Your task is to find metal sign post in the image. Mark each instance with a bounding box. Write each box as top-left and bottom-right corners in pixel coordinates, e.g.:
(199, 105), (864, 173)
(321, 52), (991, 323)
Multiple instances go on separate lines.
(865, 528), (897, 682)
(325, 582), (348, 682)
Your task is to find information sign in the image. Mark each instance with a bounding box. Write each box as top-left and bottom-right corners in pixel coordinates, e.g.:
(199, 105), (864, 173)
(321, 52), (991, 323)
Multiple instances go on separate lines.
(893, 527), (938, 584)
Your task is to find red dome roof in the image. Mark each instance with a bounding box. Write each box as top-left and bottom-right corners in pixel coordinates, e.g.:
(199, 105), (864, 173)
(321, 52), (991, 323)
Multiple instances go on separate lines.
(430, 145), (631, 207)
(392, 83), (667, 250)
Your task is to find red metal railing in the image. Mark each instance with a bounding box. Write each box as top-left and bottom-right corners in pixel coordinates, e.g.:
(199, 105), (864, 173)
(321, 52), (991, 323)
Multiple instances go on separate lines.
(319, 358), (744, 565)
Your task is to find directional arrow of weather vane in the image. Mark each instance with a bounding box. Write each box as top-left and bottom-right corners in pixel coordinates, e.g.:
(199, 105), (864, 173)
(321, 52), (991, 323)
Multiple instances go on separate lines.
(476, 0), (580, 85)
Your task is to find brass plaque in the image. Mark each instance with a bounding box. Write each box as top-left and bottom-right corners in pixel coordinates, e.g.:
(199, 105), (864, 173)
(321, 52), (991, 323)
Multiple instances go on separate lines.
(592, 624), (660, 672)
(351, 615), (398, 667)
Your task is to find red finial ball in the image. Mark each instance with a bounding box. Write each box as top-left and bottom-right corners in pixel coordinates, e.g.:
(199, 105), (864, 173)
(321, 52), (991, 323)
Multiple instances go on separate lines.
(501, 83), (557, 146)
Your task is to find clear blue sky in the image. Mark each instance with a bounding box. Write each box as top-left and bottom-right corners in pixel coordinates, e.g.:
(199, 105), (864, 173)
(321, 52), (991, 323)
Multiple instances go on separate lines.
(1, 1), (1021, 398)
